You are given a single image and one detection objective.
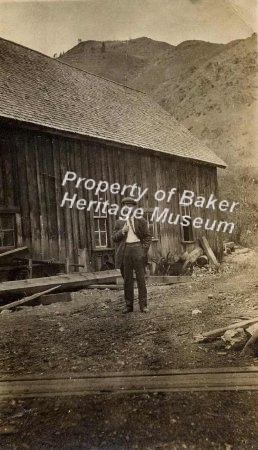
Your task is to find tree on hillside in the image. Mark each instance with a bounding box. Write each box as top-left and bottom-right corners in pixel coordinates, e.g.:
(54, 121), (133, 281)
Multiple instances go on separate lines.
(101, 42), (106, 53)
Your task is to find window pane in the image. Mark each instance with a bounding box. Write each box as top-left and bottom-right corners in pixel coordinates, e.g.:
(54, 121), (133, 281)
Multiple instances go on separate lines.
(93, 193), (108, 218)
(99, 209), (107, 218)
(99, 219), (106, 231)
(100, 232), (107, 247)
(94, 232), (100, 247)
(94, 218), (100, 231)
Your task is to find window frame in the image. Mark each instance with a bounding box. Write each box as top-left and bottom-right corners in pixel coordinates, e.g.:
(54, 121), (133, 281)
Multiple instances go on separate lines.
(93, 192), (109, 249)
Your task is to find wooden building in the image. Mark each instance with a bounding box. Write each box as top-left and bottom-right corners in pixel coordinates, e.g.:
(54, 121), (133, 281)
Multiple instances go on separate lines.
(0, 38), (226, 275)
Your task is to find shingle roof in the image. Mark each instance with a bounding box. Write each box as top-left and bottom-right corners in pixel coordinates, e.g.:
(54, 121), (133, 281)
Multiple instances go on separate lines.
(0, 38), (226, 168)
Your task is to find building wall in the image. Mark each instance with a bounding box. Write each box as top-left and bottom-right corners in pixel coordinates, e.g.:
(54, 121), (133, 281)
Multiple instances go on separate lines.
(0, 125), (223, 271)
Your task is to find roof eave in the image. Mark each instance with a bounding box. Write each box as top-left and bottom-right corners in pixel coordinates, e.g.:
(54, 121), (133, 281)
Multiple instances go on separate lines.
(0, 113), (227, 169)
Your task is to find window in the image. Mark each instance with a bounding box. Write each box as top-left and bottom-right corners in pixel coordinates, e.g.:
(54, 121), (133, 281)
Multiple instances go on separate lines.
(93, 192), (108, 248)
(0, 214), (16, 248)
(180, 204), (194, 242)
(143, 209), (159, 240)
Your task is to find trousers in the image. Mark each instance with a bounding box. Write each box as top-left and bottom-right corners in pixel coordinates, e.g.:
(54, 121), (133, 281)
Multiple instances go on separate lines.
(121, 243), (147, 310)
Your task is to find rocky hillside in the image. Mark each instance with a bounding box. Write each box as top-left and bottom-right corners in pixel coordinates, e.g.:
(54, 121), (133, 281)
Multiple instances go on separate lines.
(59, 34), (258, 244)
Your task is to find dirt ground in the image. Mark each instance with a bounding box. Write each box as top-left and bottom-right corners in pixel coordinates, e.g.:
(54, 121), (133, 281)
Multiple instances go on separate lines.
(1, 391), (258, 450)
(0, 248), (258, 449)
(0, 248), (257, 376)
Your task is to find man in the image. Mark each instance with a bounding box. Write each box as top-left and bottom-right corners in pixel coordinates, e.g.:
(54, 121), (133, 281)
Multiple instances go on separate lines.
(112, 197), (152, 314)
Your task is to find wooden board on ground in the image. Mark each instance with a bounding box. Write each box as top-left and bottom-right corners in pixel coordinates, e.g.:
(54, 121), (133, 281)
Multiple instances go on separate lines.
(116, 276), (191, 286)
(200, 236), (220, 269)
(1, 366), (258, 398)
(0, 285), (61, 311)
(146, 276), (192, 285)
(0, 269), (120, 297)
(87, 284), (123, 290)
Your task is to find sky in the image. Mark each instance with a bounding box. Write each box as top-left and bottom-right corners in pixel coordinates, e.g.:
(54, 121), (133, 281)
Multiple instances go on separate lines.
(0, 0), (257, 56)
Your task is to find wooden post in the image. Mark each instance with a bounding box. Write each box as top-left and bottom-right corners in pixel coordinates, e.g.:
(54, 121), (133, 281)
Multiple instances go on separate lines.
(65, 257), (69, 274)
(28, 258), (33, 278)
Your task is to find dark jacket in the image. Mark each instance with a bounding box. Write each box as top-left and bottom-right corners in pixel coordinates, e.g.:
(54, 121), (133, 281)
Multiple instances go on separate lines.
(112, 217), (152, 269)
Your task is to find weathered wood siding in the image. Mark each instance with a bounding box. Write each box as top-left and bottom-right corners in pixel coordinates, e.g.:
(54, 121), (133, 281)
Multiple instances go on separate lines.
(0, 125), (223, 270)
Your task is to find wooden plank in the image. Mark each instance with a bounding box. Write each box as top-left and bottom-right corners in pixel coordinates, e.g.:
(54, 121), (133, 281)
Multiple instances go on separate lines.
(68, 139), (79, 269)
(0, 247), (28, 259)
(25, 135), (41, 258)
(0, 269), (120, 296)
(87, 284), (123, 290)
(101, 145), (111, 248)
(2, 139), (15, 206)
(15, 213), (23, 247)
(17, 257), (65, 266)
(62, 140), (74, 267)
(34, 136), (45, 259)
(116, 275), (190, 286)
(0, 264), (41, 272)
(1, 368), (258, 398)
(55, 138), (66, 262)
(146, 276), (191, 285)
(16, 135), (32, 250)
(81, 141), (92, 270)
(1, 366), (257, 382)
(87, 144), (97, 253)
(0, 285), (61, 311)
(200, 235), (220, 269)
(199, 316), (258, 341)
(44, 136), (58, 259)
(52, 138), (62, 261)
(76, 141), (87, 261)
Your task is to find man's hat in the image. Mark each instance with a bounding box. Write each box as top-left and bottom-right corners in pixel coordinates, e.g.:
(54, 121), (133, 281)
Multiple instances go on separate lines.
(121, 196), (138, 205)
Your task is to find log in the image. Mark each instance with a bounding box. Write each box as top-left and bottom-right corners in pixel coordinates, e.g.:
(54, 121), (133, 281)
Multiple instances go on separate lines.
(0, 285), (61, 311)
(199, 236), (220, 269)
(200, 316), (258, 341)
